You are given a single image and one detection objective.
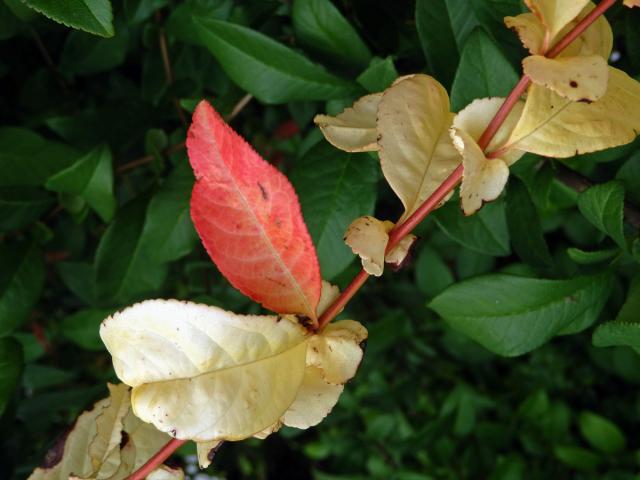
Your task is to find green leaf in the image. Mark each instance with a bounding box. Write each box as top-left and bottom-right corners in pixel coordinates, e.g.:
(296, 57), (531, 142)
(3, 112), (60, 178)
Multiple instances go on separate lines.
(593, 275), (640, 353)
(0, 1), (23, 40)
(0, 337), (22, 416)
(291, 142), (377, 280)
(616, 150), (640, 204)
(94, 196), (168, 304)
(59, 27), (129, 75)
(415, 0), (459, 88)
(444, 0), (479, 50)
(356, 56), (398, 93)
(193, 17), (357, 104)
(45, 145), (116, 222)
(60, 309), (113, 351)
(140, 163), (199, 263)
(22, 0), (114, 37)
(56, 262), (97, 305)
(577, 181), (626, 250)
(567, 247), (619, 265)
(292, 0), (371, 69)
(23, 364), (76, 391)
(553, 446), (602, 471)
(0, 243), (45, 336)
(450, 28), (519, 112)
(430, 273), (612, 356)
(506, 178), (553, 268)
(165, 0), (233, 45)
(0, 187), (53, 231)
(415, 246), (454, 298)
(578, 411), (626, 454)
(433, 198), (511, 257)
(0, 128), (80, 186)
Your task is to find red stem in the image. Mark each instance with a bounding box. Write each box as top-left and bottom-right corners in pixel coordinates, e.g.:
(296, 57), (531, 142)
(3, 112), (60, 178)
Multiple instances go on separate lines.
(128, 439), (186, 480)
(129, 0), (618, 475)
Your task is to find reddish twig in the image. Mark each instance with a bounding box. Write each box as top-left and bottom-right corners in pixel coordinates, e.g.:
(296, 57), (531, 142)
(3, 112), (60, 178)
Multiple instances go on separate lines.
(128, 439), (186, 480)
(317, 0), (617, 331)
(128, 1), (618, 475)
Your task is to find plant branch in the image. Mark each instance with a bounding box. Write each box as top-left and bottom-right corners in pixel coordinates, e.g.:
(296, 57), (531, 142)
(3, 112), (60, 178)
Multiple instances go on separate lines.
(317, 0), (617, 331)
(128, 1), (619, 475)
(128, 439), (186, 480)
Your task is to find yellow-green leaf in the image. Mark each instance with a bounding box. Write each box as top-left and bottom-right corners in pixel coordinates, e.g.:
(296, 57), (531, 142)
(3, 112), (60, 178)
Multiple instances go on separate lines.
(100, 300), (309, 442)
(523, 55), (609, 102)
(377, 74), (461, 222)
(525, 0), (589, 41)
(507, 67), (640, 157)
(314, 93), (381, 152)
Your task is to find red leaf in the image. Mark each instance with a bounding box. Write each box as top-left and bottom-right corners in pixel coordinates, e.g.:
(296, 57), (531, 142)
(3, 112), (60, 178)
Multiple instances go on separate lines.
(187, 101), (321, 320)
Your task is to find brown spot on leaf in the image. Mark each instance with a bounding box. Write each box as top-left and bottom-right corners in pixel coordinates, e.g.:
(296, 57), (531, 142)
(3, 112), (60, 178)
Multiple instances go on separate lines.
(577, 98), (593, 104)
(257, 182), (268, 201)
(569, 80), (578, 88)
(119, 431), (130, 450)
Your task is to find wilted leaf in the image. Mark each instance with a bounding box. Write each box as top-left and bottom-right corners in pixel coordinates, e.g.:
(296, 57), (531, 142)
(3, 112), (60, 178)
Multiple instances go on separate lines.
(187, 101), (321, 320)
(196, 441), (222, 469)
(451, 127), (509, 216)
(525, 0), (589, 41)
(314, 94), (381, 152)
(100, 299), (309, 442)
(507, 67), (640, 157)
(101, 300), (366, 443)
(377, 74), (461, 222)
(316, 280), (340, 317)
(28, 383), (177, 480)
(625, 0), (640, 7)
(385, 234), (417, 269)
(344, 216), (394, 277)
(523, 55), (609, 102)
(505, 2), (612, 58)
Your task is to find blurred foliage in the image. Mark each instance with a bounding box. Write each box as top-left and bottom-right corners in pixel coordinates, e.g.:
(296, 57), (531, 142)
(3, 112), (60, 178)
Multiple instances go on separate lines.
(1, 0), (640, 479)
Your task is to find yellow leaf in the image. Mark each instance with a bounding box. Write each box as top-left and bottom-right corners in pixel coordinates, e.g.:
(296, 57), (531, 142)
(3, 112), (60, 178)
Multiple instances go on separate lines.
(89, 384), (131, 478)
(504, 13), (546, 55)
(377, 74), (461, 222)
(147, 466), (185, 480)
(307, 320), (367, 385)
(317, 280), (340, 317)
(344, 216), (394, 276)
(385, 234), (417, 269)
(451, 127), (509, 216)
(507, 67), (640, 157)
(525, 0), (589, 41)
(100, 300), (309, 442)
(282, 320), (367, 429)
(624, 0), (640, 7)
(505, 2), (612, 58)
(523, 55), (609, 102)
(452, 97), (525, 165)
(314, 94), (381, 152)
(196, 441), (223, 469)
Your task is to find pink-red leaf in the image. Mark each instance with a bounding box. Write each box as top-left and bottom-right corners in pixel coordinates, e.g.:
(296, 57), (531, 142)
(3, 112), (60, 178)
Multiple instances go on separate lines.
(187, 101), (321, 320)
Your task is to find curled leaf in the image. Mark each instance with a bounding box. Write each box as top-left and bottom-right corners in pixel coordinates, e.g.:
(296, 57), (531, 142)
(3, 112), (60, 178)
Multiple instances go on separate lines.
(377, 74), (461, 222)
(451, 127), (509, 216)
(196, 441), (223, 469)
(317, 280), (340, 317)
(344, 216), (394, 276)
(525, 0), (589, 41)
(506, 2), (612, 58)
(187, 100), (321, 320)
(100, 299), (309, 442)
(28, 384), (176, 480)
(385, 234), (417, 269)
(507, 67), (640, 157)
(313, 94), (381, 152)
(523, 55), (609, 102)
(452, 97), (525, 165)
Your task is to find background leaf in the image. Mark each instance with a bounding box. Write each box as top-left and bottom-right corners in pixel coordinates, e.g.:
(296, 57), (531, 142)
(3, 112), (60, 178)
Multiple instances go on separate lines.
(0, 337), (22, 416)
(291, 142), (377, 280)
(577, 181), (627, 250)
(22, 0), (115, 37)
(430, 273), (612, 356)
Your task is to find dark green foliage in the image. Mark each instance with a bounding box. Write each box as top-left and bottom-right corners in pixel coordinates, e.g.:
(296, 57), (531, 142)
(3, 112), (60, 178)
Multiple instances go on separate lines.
(1, 1), (639, 479)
